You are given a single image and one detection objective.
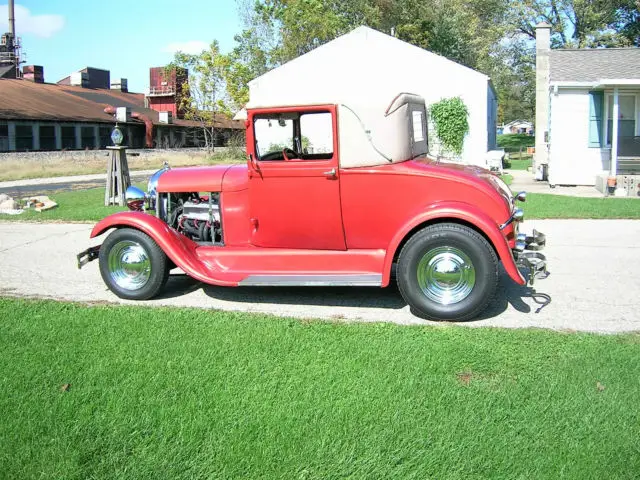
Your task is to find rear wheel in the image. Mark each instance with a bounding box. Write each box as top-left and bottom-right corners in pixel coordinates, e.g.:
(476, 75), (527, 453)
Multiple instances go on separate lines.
(397, 223), (498, 321)
(99, 228), (169, 300)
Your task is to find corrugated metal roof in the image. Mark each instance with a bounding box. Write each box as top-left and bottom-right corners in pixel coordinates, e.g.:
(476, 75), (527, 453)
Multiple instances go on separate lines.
(0, 79), (243, 130)
(550, 48), (640, 82)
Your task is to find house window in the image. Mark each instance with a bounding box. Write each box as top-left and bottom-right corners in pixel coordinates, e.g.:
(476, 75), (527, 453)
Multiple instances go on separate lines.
(99, 126), (111, 148)
(39, 125), (56, 150)
(129, 126), (145, 148)
(0, 124), (8, 151)
(15, 125), (34, 151)
(61, 126), (76, 149)
(81, 126), (95, 149)
(588, 91), (604, 148)
(606, 95), (636, 146)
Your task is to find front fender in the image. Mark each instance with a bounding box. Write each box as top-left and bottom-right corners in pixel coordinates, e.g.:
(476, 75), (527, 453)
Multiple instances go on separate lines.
(90, 212), (236, 286)
(383, 201), (525, 287)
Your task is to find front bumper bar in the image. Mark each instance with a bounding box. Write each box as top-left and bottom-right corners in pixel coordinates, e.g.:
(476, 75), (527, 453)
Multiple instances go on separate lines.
(77, 245), (100, 269)
(514, 229), (548, 285)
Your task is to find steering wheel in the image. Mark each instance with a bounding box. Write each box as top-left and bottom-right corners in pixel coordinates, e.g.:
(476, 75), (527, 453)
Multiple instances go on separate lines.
(260, 150), (283, 161)
(282, 147), (298, 160)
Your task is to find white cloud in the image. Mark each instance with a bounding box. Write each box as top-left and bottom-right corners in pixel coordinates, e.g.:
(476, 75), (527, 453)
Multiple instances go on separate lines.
(164, 40), (209, 55)
(0, 4), (65, 38)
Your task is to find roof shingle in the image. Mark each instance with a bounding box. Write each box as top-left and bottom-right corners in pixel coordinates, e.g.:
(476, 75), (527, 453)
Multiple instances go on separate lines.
(550, 48), (640, 82)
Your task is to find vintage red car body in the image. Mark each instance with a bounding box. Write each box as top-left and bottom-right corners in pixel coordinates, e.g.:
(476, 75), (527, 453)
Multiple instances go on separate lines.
(90, 160), (524, 287)
(80, 96), (547, 321)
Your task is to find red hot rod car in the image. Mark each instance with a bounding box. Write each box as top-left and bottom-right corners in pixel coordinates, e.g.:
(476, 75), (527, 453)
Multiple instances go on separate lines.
(78, 93), (547, 321)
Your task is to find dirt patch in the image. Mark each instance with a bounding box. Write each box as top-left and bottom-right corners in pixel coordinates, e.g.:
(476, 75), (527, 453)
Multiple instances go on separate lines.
(457, 372), (473, 386)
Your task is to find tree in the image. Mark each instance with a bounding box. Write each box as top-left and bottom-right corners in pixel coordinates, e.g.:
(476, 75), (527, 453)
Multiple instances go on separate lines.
(222, 28), (273, 110)
(168, 41), (231, 152)
(228, 0), (635, 125)
(248, 0), (380, 63)
(617, 0), (640, 45)
(508, 0), (638, 47)
(242, 0), (509, 70)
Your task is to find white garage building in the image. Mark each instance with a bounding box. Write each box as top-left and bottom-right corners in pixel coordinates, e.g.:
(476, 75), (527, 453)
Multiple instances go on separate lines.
(243, 26), (499, 167)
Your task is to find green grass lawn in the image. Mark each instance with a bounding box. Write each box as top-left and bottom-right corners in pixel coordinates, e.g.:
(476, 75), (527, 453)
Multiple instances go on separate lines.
(497, 133), (535, 150)
(505, 157), (532, 170)
(1, 298), (639, 479)
(526, 193), (640, 219)
(499, 134), (534, 170)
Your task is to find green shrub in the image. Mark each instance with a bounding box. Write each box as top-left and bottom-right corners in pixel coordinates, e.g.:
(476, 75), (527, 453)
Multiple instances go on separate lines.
(429, 97), (469, 156)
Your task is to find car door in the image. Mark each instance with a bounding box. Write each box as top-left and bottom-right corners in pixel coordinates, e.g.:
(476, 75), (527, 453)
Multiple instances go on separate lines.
(247, 105), (346, 250)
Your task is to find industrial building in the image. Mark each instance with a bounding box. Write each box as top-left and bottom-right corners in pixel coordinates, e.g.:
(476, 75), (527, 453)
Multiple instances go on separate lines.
(0, 0), (242, 153)
(0, 67), (242, 152)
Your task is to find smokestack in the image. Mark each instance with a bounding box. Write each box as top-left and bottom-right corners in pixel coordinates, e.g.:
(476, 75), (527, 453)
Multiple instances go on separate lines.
(8, 0), (15, 37)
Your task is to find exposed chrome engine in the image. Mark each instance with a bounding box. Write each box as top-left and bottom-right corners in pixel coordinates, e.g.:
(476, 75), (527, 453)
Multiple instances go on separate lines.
(124, 164), (223, 244)
(166, 192), (222, 243)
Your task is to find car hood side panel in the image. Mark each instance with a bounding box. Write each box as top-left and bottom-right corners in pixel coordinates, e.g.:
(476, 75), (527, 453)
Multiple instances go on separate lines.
(222, 164), (249, 192)
(156, 164), (248, 193)
(157, 165), (233, 193)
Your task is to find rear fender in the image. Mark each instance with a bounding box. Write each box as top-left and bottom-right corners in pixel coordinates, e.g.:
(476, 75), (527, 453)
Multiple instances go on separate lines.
(383, 201), (525, 287)
(90, 212), (229, 285)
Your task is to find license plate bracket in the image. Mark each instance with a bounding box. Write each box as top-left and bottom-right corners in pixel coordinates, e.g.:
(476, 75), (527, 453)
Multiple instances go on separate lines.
(77, 245), (100, 269)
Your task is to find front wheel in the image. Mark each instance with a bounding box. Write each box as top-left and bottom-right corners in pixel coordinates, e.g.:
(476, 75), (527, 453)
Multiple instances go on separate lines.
(397, 223), (498, 321)
(98, 228), (170, 300)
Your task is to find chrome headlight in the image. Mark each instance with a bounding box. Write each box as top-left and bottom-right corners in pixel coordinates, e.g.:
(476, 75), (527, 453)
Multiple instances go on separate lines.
(125, 186), (146, 211)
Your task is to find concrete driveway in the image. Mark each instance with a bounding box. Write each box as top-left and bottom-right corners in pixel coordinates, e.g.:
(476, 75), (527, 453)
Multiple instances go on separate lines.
(1, 219), (639, 333)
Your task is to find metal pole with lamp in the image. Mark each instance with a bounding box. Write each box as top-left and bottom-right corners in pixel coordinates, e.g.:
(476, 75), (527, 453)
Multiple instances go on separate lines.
(105, 124), (131, 206)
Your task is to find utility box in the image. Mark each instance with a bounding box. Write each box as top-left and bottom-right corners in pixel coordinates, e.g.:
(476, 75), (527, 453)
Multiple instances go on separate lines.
(70, 71), (89, 87)
(110, 78), (128, 92)
(159, 111), (173, 124)
(116, 107), (131, 123)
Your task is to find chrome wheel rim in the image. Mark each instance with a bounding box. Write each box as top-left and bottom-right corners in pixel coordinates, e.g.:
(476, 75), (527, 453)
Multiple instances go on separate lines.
(107, 240), (151, 291)
(417, 246), (475, 305)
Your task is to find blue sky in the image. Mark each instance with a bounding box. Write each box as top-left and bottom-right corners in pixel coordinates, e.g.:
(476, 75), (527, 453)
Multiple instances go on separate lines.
(0, 0), (242, 92)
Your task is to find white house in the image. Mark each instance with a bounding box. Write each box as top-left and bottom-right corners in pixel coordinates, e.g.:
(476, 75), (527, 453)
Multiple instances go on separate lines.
(243, 26), (500, 167)
(501, 120), (533, 135)
(535, 23), (640, 190)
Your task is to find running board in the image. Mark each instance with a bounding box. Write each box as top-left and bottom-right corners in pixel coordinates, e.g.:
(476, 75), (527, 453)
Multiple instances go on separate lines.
(239, 274), (382, 287)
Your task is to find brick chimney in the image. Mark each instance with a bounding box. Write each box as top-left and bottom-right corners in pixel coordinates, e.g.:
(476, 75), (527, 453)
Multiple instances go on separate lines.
(534, 23), (551, 171)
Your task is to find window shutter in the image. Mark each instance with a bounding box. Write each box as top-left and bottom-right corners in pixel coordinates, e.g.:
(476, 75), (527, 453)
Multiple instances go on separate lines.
(588, 91), (604, 148)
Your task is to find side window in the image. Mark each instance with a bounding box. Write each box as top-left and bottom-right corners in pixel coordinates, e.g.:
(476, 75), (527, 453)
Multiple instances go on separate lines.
(254, 117), (294, 160)
(410, 105), (428, 157)
(300, 112), (333, 159)
(0, 124), (8, 152)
